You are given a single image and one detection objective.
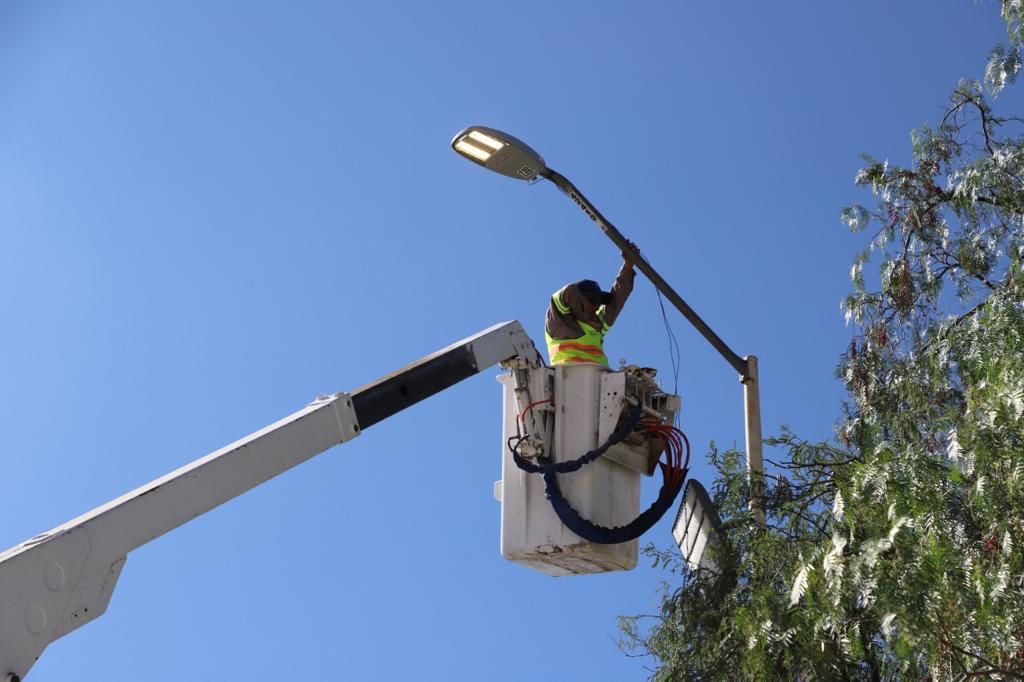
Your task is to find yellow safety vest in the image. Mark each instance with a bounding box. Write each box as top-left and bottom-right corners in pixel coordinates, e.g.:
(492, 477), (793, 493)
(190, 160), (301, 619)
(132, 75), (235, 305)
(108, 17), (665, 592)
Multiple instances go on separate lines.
(545, 292), (611, 367)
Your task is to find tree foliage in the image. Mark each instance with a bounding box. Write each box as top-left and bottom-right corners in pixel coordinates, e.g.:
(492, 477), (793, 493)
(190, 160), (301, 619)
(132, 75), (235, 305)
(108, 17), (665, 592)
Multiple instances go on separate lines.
(622, 4), (1024, 679)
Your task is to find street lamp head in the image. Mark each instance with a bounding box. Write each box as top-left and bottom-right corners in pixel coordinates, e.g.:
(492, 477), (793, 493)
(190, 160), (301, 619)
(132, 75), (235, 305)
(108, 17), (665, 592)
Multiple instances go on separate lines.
(673, 479), (723, 575)
(450, 126), (547, 181)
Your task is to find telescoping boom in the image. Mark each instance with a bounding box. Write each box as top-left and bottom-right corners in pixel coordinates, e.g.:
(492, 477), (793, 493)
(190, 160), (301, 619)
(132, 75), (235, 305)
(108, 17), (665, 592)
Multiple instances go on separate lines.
(0, 322), (539, 682)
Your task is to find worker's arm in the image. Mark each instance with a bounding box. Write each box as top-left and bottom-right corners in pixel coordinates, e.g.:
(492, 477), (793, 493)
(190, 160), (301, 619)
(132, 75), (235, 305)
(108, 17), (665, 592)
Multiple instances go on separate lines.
(544, 283), (590, 340)
(601, 254), (636, 327)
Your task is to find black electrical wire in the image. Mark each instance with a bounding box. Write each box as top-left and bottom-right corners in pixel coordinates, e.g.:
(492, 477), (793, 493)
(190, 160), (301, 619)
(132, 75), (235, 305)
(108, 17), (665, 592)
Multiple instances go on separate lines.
(542, 461), (686, 544)
(510, 405), (644, 475)
(508, 405), (690, 545)
(656, 288), (681, 398)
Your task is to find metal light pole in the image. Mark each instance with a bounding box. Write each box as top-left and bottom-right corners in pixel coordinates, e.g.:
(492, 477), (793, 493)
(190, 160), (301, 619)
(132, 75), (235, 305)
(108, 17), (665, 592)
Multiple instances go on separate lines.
(451, 126), (766, 524)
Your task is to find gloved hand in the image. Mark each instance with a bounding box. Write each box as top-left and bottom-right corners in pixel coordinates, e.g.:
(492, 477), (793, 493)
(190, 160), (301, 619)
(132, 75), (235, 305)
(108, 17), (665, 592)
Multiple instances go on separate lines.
(621, 239), (639, 266)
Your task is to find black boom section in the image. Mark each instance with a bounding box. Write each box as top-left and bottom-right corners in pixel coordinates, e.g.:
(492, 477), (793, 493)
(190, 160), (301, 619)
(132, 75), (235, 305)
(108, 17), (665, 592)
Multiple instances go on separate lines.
(350, 342), (480, 429)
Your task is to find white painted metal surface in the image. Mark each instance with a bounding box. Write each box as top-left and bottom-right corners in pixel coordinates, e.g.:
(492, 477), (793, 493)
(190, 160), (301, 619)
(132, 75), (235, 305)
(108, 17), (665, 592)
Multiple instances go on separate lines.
(0, 320), (541, 681)
(498, 365), (640, 576)
(598, 370), (680, 476)
(471, 320), (538, 371)
(0, 395), (360, 680)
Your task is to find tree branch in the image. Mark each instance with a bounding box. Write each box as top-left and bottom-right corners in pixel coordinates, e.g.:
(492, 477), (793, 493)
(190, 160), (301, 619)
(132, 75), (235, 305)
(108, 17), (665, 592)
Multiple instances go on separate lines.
(944, 639), (1024, 680)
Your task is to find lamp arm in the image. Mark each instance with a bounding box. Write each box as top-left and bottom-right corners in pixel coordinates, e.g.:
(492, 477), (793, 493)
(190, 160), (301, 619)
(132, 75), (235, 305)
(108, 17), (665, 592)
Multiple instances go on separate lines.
(540, 168), (749, 378)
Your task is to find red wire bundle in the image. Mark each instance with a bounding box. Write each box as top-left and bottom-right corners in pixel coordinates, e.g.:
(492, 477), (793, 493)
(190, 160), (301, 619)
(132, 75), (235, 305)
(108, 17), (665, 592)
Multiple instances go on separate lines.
(642, 417), (690, 488)
(517, 398), (553, 431)
(517, 399), (689, 490)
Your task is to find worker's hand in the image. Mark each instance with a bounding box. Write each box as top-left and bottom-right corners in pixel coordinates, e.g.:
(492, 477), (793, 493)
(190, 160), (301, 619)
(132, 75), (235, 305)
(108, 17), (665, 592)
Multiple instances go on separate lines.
(621, 240), (639, 266)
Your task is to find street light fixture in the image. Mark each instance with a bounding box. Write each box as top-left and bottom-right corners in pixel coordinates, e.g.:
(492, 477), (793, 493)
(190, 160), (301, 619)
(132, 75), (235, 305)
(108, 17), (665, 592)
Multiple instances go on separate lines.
(451, 127), (545, 181)
(451, 124), (766, 526)
(673, 480), (724, 574)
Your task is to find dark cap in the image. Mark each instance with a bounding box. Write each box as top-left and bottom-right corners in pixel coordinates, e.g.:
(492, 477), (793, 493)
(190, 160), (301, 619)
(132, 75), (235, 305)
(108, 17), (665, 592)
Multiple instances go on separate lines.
(574, 279), (612, 307)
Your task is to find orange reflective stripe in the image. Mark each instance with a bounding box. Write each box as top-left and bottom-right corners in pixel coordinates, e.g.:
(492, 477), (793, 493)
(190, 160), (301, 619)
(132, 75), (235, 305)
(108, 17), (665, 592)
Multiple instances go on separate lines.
(557, 342), (604, 353)
(545, 315), (610, 368)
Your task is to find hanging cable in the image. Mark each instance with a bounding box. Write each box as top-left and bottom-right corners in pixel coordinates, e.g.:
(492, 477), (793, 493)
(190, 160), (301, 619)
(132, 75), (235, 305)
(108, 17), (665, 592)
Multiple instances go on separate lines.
(656, 288), (681, 397)
(518, 398), (552, 426)
(508, 405), (690, 544)
(510, 405), (644, 475)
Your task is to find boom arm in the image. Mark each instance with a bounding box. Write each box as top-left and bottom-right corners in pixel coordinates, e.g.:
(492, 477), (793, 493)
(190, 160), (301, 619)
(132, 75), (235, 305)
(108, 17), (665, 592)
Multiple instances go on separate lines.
(0, 321), (539, 681)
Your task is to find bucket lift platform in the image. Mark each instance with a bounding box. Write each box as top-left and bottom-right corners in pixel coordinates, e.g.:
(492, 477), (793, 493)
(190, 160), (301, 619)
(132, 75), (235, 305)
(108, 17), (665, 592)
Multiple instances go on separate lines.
(496, 363), (680, 576)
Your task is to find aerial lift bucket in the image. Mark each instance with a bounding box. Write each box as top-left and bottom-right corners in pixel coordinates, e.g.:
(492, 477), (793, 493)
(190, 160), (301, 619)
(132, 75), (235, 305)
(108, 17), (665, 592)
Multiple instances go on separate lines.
(495, 363), (679, 576)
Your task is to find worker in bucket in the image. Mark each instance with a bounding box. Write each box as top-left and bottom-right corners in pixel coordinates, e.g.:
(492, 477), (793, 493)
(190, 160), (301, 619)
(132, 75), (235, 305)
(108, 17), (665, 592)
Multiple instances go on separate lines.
(544, 242), (638, 367)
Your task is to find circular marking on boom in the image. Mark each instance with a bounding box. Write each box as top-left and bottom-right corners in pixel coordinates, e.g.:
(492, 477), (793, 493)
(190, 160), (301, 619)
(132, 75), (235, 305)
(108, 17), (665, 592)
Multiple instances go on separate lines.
(25, 605), (46, 635)
(45, 562), (66, 592)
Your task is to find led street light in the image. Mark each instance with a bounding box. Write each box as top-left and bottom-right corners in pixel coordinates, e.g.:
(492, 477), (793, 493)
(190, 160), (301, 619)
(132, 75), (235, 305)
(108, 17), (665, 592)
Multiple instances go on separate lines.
(672, 479), (723, 574)
(450, 126), (547, 181)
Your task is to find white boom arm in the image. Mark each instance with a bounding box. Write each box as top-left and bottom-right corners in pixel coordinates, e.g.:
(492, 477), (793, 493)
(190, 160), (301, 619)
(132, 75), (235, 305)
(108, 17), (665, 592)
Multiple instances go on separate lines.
(0, 321), (539, 681)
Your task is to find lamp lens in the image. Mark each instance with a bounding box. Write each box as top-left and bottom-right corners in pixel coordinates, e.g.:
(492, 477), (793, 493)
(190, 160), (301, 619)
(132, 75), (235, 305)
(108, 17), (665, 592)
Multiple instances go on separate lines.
(454, 139), (492, 161)
(467, 130), (505, 152)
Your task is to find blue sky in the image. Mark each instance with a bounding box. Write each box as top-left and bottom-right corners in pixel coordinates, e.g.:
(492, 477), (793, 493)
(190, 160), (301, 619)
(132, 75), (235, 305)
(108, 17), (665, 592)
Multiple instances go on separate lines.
(1, 2), (1019, 680)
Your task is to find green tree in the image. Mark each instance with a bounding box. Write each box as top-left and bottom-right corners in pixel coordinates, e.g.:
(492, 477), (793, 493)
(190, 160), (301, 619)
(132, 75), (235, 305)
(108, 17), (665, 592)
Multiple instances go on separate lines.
(622, 3), (1024, 679)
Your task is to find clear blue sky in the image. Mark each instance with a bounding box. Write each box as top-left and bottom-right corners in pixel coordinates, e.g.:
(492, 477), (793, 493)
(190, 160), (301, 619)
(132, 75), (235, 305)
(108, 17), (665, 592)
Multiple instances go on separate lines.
(0, 2), (1018, 680)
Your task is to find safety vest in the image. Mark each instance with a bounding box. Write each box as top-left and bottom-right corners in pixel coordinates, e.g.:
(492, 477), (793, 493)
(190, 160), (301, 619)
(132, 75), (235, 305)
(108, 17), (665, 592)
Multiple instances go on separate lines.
(545, 292), (611, 367)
